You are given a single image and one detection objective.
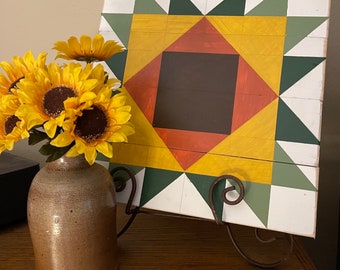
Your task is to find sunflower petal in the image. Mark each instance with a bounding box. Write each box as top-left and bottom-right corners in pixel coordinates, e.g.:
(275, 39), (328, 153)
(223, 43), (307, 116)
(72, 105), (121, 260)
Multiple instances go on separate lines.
(53, 34), (124, 62)
(43, 121), (58, 138)
(84, 146), (97, 165)
(51, 132), (74, 147)
(79, 91), (97, 103)
(108, 132), (127, 143)
(96, 141), (113, 158)
(66, 145), (80, 157)
(68, 36), (82, 56)
(92, 34), (104, 52)
(115, 111), (132, 124)
(80, 35), (92, 55)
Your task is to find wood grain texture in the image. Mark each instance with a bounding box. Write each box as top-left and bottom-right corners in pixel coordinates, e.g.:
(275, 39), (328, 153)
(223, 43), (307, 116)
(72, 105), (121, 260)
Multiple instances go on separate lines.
(0, 204), (312, 270)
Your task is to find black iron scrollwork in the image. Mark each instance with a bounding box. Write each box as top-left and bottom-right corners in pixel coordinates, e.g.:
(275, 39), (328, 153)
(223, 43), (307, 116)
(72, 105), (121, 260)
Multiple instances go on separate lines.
(111, 168), (294, 269)
(110, 166), (139, 237)
(208, 174), (294, 269)
(209, 174), (245, 224)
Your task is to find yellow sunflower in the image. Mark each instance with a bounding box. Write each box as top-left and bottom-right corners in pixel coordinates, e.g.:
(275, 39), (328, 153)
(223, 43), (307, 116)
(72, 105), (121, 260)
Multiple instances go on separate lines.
(0, 51), (47, 96)
(15, 62), (102, 138)
(51, 90), (134, 165)
(0, 95), (29, 153)
(53, 34), (125, 63)
(89, 64), (121, 93)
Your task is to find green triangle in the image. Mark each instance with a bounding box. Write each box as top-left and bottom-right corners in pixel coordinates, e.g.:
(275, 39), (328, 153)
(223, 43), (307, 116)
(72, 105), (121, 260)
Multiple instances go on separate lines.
(96, 152), (110, 162)
(274, 142), (295, 164)
(242, 181), (271, 227)
(208, 0), (246, 16)
(275, 98), (319, 145)
(169, 0), (203, 15)
(272, 162), (317, 191)
(187, 174), (271, 226)
(134, 0), (167, 14)
(284, 17), (328, 53)
(246, 0), (288, 16)
(186, 173), (225, 222)
(140, 168), (183, 206)
(102, 13), (133, 48)
(105, 50), (127, 82)
(280, 56), (325, 94)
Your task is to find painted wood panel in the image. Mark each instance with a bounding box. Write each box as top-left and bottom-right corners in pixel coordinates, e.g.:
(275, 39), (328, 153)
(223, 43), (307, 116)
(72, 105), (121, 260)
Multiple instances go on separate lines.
(98, 0), (330, 237)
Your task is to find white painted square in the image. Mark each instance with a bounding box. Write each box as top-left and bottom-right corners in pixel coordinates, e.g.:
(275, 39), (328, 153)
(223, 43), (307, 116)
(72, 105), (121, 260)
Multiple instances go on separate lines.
(267, 186), (317, 237)
(285, 37), (328, 57)
(277, 141), (320, 167)
(287, 0), (331, 16)
(102, 0), (136, 14)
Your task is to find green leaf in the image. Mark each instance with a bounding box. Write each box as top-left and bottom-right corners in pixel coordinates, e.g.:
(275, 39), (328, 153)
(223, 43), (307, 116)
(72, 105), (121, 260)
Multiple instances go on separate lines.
(39, 143), (74, 162)
(45, 147), (70, 162)
(39, 143), (56, 156)
(29, 129), (49, 145)
(111, 89), (121, 97)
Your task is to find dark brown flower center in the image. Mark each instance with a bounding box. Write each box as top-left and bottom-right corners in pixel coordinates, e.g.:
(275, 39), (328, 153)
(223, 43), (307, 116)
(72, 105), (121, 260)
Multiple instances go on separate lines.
(76, 56), (101, 63)
(8, 76), (24, 93)
(74, 106), (107, 142)
(43, 86), (76, 117)
(5, 115), (20, 134)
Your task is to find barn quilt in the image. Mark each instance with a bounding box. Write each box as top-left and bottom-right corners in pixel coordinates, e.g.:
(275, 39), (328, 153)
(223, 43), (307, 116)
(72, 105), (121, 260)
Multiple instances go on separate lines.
(98, 0), (331, 237)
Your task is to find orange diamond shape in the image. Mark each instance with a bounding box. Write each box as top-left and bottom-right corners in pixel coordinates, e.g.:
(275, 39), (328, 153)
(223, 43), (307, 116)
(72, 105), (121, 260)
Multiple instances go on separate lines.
(124, 17), (277, 170)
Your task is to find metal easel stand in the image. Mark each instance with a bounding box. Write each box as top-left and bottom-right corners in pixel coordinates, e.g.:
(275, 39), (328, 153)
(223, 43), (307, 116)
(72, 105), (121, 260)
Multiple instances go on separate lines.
(111, 167), (294, 269)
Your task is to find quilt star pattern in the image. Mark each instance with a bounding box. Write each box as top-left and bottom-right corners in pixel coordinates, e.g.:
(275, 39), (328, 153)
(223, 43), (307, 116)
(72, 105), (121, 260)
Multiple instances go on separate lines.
(98, 0), (331, 237)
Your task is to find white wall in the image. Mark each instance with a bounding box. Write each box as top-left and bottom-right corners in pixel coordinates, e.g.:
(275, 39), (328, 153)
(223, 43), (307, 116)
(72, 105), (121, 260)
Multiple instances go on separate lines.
(0, 0), (104, 166)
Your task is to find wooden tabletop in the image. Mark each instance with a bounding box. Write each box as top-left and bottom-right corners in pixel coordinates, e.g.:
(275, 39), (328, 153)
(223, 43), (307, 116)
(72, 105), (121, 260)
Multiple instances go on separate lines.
(0, 204), (309, 270)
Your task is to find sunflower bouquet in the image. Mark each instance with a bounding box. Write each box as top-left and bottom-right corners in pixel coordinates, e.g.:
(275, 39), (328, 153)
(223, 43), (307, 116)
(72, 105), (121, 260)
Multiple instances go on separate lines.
(0, 34), (134, 165)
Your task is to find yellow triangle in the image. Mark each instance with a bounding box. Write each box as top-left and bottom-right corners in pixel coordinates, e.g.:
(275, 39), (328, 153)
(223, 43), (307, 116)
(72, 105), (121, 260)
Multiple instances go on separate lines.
(207, 16), (287, 94)
(186, 153), (273, 185)
(111, 87), (182, 171)
(211, 99), (279, 160)
(186, 100), (279, 185)
(111, 143), (183, 171)
(116, 14), (286, 177)
(124, 14), (202, 82)
(118, 87), (164, 148)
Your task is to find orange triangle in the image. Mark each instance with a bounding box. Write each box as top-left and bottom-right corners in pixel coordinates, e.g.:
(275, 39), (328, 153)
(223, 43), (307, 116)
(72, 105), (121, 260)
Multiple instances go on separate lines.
(170, 149), (206, 170)
(166, 17), (238, 54)
(232, 57), (278, 132)
(155, 128), (227, 170)
(124, 55), (162, 123)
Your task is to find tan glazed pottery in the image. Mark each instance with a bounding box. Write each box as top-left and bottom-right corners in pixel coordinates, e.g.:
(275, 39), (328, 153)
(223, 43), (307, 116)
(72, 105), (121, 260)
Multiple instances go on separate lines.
(27, 155), (117, 270)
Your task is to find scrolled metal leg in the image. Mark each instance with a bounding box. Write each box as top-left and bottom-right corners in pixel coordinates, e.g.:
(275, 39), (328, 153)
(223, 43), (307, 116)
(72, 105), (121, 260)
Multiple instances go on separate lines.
(110, 166), (140, 237)
(209, 174), (294, 269)
(209, 174), (245, 224)
(111, 169), (294, 268)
